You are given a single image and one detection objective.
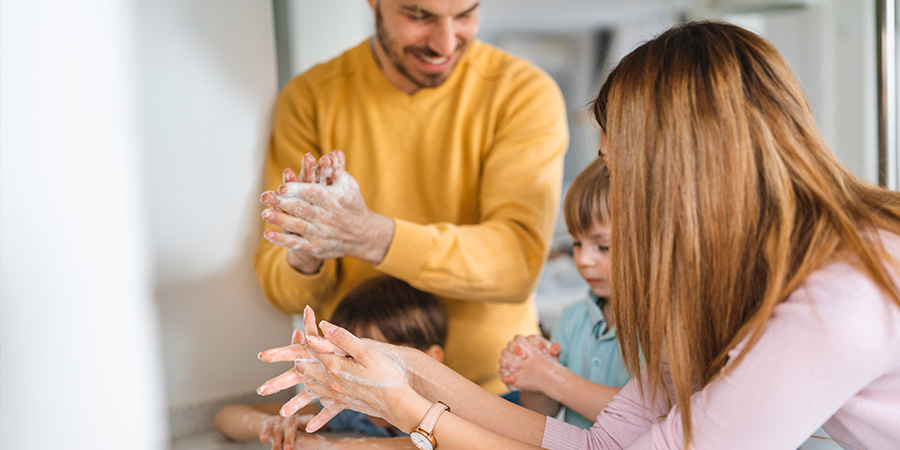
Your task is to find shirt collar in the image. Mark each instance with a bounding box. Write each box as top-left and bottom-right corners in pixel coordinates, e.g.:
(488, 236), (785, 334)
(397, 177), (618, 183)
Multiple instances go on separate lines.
(586, 290), (615, 340)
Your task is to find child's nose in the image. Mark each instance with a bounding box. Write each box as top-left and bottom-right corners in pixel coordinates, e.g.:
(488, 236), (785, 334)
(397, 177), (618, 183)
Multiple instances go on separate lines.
(575, 252), (597, 267)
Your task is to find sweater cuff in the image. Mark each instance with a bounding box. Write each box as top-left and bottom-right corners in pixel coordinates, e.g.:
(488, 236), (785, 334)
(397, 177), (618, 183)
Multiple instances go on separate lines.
(541, 416), (584, 450)
(374, 218), (432, 280)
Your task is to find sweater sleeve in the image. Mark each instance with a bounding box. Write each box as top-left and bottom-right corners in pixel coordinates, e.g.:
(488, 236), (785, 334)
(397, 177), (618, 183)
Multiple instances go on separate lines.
(541, 368), (666, 450)
(375, 66), (568, 302)
(252, 75), (335, 314)
(647, 264), (900, 449)
(541, 262), (900, 449)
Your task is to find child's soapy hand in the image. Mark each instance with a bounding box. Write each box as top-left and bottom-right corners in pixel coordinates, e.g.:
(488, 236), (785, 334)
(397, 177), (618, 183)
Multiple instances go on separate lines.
(289, 433), (337, 450)
(258, 413), (315, 450)
(499, 335), (564, 394)
(259, 150), (394, 266)
(525, 334), (562, 357)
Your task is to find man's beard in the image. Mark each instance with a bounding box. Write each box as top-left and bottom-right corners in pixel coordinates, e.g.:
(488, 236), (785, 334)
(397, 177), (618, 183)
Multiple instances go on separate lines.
(374, 4), (464, 90)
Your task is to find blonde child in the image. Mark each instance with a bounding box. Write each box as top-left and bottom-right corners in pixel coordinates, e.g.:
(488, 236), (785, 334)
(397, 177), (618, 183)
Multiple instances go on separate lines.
(499, 157), (628, 428)
(215, 276), (446, 449)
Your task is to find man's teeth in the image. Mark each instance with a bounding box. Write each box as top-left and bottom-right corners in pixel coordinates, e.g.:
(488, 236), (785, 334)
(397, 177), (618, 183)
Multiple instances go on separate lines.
(420, 55), (448, 64)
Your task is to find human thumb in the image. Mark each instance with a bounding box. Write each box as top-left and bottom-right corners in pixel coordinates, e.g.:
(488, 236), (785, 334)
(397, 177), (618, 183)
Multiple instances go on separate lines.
(319, 320), (367, 361)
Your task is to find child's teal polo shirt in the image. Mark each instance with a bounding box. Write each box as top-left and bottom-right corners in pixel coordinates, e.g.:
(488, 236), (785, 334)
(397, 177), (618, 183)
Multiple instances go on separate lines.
(550, 291), (632, 429)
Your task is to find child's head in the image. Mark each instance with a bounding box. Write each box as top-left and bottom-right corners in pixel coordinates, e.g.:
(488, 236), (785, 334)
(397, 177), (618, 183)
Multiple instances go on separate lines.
(330, 276), (447, 362)
(564, 157), (612, 299)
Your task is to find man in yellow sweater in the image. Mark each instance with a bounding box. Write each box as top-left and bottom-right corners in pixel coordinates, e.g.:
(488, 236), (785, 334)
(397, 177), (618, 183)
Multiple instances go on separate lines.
(255, 0), (568, 395)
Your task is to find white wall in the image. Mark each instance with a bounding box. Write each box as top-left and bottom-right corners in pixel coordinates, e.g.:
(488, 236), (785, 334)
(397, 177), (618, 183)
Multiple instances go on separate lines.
(1, 0), (167, 448)
(719, 0), (878, 182)
(276, 0), (375, 81)
(136, 0), (291, 409)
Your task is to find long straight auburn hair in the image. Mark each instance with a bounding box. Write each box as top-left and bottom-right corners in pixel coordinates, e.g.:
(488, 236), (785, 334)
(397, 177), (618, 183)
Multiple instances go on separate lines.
(593, 21), (900, 447)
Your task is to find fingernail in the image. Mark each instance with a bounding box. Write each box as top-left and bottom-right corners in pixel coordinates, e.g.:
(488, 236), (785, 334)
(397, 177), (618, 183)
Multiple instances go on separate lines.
(257, 385), (268, 395)
(261, 209), (274, 221)
(278, 185), (287, 194)
(319, 320), (336, 336)
(257, 352), (264, 360)
(260, 191), (277, 204)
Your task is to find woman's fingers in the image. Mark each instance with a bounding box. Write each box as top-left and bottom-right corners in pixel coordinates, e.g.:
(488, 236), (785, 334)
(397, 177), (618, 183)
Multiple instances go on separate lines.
(307, 335), (347, 356)
(279, 390), (317, 417)
(258, 344), (309, 363)
(258, 368), (304, 396)
(303, 306), (318, 340)
(318, 321), (363, 357)
(305, 407), (341, 433)
(291, 329), (303, 346)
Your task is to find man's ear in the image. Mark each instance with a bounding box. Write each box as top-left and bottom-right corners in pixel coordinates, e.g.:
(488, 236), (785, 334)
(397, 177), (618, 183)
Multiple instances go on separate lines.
(423, 344), (445, 363)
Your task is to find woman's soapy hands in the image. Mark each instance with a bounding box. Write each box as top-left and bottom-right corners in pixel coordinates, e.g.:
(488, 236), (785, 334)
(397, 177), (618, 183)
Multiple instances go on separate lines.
(259, 150), (395, 268)
(257, 306), (417, 433)
(499, 334), (563, 393)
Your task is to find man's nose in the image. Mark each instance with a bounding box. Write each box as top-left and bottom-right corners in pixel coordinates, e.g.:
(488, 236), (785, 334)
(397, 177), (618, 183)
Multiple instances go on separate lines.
(428, 19), (458, 56)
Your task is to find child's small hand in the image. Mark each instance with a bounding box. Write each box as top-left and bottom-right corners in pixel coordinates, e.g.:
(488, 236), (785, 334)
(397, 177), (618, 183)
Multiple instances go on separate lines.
(499, 335), (566, 395)
(499, 334), (562, 386)
(258, 413), (315, 450)
(524, 334), (562, 358)
(290, 432), (335, 450)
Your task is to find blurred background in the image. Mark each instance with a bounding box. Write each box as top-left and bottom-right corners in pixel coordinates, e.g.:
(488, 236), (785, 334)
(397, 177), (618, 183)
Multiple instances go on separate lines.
(2, 0), (896, 448)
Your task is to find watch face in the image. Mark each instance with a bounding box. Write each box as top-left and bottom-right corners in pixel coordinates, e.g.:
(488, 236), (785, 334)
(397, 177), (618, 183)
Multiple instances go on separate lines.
(410, 431), (434, 450)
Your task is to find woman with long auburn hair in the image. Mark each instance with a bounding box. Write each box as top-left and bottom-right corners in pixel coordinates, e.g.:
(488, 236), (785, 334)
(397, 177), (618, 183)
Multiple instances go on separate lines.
(255, 21), (900, 450)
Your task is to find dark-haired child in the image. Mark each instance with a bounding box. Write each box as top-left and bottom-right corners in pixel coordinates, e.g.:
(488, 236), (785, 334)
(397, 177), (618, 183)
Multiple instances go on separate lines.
(215, 276), (446, 449)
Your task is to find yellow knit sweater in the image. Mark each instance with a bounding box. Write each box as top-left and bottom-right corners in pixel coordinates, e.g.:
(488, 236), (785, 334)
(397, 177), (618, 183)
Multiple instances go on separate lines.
(254, 39), (568, 393)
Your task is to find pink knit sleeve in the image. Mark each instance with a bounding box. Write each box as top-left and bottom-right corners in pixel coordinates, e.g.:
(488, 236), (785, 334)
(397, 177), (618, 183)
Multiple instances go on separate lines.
(542, 261), (900, 449)
(541, 368), (668, 449)
(649, 263), (900, 449)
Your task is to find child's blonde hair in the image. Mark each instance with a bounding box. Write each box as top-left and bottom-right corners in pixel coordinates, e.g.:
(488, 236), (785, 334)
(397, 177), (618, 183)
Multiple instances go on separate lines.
(563, 157), (611, 236)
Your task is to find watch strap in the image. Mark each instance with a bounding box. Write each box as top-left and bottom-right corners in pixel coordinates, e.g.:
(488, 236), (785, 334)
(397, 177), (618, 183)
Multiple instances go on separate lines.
(418, 400), (450, 434)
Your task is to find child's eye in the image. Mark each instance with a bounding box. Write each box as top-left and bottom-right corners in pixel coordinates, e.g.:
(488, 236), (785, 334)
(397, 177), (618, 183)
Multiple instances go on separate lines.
(572, 241), (582, 248)
(598, 245), (610, 252)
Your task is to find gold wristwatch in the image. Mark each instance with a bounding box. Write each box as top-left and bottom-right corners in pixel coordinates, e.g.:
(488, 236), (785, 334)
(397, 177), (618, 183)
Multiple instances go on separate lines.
(409, 401), (450, 450)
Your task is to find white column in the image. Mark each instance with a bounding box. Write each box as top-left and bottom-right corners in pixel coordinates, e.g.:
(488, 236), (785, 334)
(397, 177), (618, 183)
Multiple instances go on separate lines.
(0, 0), (167, 448)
